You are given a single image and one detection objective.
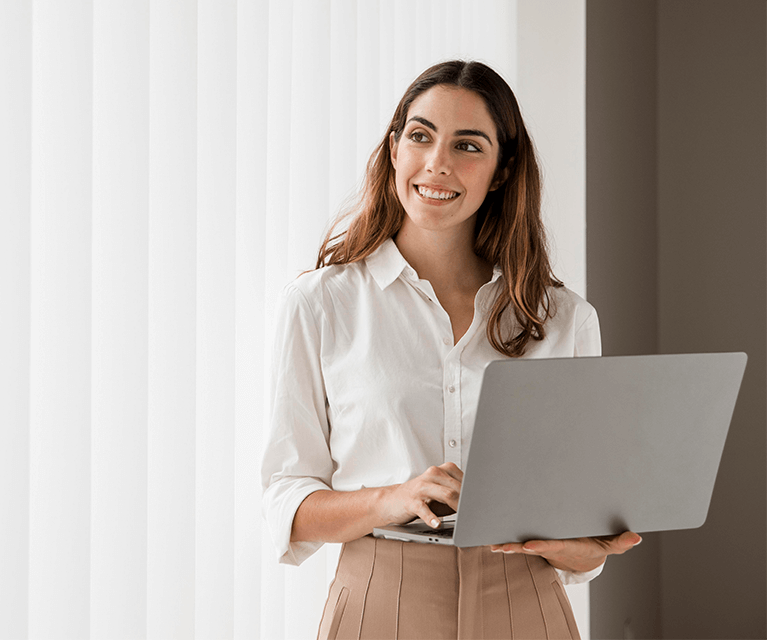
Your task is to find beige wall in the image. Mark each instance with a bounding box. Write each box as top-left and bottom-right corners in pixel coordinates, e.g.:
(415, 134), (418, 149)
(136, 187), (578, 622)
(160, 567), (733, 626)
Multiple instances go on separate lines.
(587, 1), (767, 637)
(657, 2), (766, 637)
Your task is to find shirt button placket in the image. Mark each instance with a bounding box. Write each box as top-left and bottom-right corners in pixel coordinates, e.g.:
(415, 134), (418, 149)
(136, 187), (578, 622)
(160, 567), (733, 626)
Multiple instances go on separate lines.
(443, 353), (462, 466)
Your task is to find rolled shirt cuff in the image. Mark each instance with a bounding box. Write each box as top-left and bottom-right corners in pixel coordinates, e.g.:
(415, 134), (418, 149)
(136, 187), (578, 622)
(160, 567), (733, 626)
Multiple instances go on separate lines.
(263, 479), (332, 566)
(554, 561), (605, 585)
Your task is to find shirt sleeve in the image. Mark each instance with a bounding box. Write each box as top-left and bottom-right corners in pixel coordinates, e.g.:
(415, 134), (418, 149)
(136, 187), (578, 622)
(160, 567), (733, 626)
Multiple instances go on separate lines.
(261, 283), (334, 566)
(573, 302), (602, 358)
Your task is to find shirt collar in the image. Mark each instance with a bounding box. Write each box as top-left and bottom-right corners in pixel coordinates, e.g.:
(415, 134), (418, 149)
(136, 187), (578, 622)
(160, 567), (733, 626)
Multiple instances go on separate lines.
(365, 236), (505, 291)
(365, 238), (413, 290)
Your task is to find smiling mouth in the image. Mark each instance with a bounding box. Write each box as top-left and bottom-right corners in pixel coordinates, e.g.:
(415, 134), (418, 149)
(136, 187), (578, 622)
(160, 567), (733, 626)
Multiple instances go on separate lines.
(416, 185), (460, 201)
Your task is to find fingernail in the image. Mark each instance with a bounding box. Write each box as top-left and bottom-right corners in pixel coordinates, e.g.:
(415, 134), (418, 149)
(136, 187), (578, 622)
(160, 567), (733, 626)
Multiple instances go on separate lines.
(490, 548), (501, 553)
(634, 536), (643, 546)
(431, 519), (440, 528)
(503, 549), (516, 554)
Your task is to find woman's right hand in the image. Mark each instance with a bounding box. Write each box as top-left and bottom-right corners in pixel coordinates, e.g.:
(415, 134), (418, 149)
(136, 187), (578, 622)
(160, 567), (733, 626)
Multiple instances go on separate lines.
(377, 462), (463, 529)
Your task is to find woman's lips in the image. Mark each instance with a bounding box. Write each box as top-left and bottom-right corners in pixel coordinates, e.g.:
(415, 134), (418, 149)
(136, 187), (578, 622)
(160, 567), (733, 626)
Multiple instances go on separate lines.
(415, 185), (460, 201)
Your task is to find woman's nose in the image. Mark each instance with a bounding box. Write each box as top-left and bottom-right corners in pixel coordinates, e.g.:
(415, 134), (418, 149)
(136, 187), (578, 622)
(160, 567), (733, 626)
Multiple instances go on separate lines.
(425, 144), (451, 175)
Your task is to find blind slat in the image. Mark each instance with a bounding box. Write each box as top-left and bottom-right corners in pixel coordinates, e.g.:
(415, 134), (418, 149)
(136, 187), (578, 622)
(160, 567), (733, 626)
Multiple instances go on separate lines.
(91, 1), (149, 637)
(147, 1), (198, 636)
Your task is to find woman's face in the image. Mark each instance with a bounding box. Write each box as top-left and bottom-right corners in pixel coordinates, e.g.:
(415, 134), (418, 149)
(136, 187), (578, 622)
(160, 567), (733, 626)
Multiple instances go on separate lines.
(390, 84), (502, 240)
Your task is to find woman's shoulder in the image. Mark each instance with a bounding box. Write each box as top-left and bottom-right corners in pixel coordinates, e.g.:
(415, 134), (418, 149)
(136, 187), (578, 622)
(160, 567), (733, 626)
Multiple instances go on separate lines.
(282, 261), (368, 306)
(548, 285), (598, 326)
(548, 285), (593, 308)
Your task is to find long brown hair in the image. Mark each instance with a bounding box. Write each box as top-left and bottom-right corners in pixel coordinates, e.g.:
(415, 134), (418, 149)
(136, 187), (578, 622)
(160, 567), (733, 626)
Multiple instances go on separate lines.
(317, 60), (562, 357)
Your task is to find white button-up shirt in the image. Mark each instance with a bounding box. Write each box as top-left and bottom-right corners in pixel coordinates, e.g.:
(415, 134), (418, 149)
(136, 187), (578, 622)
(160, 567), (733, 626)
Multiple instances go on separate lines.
(262, 239), (603, 582)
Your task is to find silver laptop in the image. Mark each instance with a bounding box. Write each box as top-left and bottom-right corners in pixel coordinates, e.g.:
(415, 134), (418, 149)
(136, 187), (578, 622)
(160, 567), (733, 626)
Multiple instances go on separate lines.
(373, 352), (747, 547)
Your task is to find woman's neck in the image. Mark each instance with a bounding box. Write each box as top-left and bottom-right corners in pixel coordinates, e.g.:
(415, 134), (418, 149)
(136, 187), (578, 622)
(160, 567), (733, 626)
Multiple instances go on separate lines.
(393, 224), (493, 294)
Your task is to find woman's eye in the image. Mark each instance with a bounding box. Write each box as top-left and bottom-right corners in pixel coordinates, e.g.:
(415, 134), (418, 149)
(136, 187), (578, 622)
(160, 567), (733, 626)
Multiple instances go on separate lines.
(457, 141), (481, 153)
(409, 131), (428, 143)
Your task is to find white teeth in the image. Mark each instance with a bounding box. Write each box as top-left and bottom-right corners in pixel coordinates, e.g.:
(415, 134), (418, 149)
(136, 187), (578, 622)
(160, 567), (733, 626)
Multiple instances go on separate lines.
(417, 186), (458, 200)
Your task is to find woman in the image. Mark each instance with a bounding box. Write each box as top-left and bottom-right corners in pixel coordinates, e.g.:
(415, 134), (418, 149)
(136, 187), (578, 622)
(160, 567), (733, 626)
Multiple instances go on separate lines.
(262, 60), (640, 639)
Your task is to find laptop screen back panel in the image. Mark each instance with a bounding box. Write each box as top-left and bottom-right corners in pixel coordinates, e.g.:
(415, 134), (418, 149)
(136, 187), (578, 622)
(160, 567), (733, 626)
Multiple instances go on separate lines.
(452, 353), (746, 548)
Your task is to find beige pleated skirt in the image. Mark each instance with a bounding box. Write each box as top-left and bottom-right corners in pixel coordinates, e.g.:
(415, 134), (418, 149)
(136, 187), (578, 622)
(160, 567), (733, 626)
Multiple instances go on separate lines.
(317, 535), (580, 640)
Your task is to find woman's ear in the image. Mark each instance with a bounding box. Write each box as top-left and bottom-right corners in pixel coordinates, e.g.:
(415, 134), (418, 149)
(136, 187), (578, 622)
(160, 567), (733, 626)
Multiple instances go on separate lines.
(489, 164), (511, 191)
(389, 131), (398, 169)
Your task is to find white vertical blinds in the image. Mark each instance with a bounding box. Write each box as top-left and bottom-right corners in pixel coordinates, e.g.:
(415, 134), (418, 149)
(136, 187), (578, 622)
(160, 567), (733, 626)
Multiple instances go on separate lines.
(29, 2), (93, 639)
(233, 1), (264, 636)
(196, 0), (237, 637)
(0, 1), (590, 638)
(0, 3), (31, 640)
(92, 2), (149, 638)
(147, 1), (197, 637)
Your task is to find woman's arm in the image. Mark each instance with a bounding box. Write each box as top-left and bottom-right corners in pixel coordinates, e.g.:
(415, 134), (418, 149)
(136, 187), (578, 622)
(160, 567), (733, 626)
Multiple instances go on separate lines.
(291, 462), (463, 543)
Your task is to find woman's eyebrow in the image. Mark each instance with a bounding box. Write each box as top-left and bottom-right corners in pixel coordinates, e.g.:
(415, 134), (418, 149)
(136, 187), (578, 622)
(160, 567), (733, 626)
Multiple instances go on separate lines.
(455, 129), (493, 146)
(407, 115), (438, 131)
(406, 116), (493, 146)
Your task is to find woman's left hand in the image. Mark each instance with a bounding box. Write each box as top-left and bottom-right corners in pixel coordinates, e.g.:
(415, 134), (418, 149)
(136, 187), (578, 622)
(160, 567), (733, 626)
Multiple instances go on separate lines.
(489, 531), (642, 573)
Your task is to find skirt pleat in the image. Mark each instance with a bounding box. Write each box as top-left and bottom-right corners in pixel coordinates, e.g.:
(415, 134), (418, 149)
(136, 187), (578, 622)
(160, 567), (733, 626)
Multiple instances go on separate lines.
(317, 536), (581, 640)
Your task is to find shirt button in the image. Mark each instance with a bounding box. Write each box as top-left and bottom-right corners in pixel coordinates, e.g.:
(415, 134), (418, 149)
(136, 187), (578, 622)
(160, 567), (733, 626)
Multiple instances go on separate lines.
(443, 337), (451, 346)
(448, 385), (455, 393)
(448, 439), (457, 448)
